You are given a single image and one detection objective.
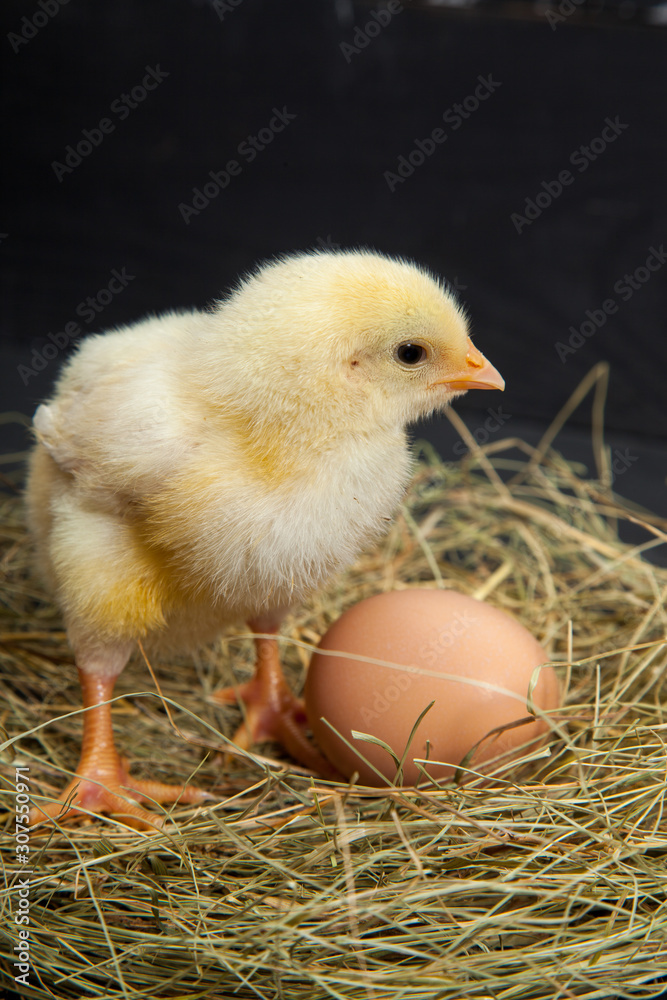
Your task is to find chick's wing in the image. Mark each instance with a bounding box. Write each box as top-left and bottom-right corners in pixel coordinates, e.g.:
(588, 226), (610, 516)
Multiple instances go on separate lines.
(32, 315), (201, 503)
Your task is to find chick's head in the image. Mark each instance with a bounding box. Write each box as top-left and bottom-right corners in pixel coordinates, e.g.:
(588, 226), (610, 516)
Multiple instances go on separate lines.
(200, 249), (503, 437)
(319, 250), (504, 428)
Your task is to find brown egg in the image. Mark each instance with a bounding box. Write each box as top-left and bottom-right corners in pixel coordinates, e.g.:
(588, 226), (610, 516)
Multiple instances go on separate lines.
(305, 589), (559, 786)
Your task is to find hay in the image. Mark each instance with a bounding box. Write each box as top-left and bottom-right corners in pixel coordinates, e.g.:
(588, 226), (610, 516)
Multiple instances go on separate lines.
(2, 366), (667, 999)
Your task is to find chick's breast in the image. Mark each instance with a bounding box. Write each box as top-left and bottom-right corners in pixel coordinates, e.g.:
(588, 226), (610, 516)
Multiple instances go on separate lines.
(138, 423), (412, 625)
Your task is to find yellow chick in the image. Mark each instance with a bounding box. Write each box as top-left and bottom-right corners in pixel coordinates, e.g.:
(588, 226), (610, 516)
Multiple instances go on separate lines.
(26, 249), (504, 828)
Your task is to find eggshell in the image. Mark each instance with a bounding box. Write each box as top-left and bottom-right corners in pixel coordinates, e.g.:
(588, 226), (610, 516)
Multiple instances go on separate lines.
(305, 589), (559, 786)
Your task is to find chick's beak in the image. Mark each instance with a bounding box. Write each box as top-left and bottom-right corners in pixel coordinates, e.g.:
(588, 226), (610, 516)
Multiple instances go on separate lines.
(432, 338), (505, 392)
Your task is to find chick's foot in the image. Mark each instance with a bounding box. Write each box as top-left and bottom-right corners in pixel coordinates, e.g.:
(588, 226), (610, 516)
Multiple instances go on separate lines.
(214, 633), (336, 776)
(30, 670), (207, 830)
(30, 757), (205, 831)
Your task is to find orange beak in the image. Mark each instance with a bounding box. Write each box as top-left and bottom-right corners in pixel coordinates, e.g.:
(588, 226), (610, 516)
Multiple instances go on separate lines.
(431, 338), (505, 392)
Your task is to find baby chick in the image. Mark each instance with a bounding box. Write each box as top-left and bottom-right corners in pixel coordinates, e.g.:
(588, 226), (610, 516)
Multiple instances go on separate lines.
(26, 249), (504, 828)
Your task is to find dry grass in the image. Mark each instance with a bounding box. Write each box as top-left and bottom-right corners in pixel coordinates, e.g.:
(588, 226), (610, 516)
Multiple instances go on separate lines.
(1, 366), (667, 999)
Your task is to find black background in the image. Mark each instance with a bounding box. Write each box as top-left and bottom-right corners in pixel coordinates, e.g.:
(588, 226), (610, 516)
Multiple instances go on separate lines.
(1, 0), (666, 525)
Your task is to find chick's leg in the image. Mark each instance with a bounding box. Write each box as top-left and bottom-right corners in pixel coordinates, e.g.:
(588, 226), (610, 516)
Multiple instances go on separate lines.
(31, 649), (207, 830)
(214, 624), (334, 775)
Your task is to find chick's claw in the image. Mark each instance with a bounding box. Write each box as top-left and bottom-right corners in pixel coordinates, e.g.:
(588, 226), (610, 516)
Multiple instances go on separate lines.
(214, 635), (337, 777)
(30, 756), (208, 832)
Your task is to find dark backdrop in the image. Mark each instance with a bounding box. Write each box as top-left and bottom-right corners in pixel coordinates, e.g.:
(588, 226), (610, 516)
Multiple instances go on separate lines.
(1, 0), (666, 524)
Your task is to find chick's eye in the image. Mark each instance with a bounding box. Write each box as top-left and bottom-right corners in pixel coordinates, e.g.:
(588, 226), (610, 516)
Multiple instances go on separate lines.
(395, 342), (427, 366)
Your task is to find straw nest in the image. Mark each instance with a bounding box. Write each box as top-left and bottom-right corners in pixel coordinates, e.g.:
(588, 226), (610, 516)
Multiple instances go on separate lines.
(2, 367), (667, 1000)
